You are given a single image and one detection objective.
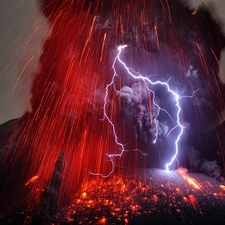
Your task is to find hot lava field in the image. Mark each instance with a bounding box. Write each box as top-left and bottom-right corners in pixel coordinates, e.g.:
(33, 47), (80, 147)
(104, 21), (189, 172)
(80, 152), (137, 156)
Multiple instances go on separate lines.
(59, 168), (225, 225)
(1, 167), (225, 225)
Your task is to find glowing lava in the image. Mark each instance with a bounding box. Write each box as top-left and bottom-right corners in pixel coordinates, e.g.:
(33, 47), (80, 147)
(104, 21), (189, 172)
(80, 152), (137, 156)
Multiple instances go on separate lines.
(63, 169), (225, 224)
(177, 168), (201, 189)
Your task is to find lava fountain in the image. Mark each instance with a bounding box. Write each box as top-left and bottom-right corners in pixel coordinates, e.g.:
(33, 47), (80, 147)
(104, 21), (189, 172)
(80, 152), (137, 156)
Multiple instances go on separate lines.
(1, 0), (225, 223)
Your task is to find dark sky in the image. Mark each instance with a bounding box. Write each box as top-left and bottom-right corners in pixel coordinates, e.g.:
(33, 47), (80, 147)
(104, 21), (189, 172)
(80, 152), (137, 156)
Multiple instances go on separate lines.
(0, 0), (224, 124)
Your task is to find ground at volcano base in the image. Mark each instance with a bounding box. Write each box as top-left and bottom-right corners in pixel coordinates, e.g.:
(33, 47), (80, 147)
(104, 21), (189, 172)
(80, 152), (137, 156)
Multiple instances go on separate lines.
(1, 168), (225, 225)
(60, 168), (225, 225)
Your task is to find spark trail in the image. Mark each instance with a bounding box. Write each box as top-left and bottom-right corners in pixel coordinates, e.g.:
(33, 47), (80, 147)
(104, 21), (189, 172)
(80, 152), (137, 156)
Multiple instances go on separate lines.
(90, 45), (198, 177)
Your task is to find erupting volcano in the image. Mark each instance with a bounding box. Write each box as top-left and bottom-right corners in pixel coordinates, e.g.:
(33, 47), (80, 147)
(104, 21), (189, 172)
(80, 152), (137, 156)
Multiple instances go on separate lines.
(1, 0), (225, 224)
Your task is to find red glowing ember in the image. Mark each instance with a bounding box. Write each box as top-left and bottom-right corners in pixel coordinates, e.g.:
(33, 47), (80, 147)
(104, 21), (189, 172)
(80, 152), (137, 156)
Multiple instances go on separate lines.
(25, 175), (38, 186)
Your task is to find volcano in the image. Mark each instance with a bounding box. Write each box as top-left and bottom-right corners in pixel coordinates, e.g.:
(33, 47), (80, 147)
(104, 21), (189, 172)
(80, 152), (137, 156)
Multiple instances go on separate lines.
(1, 0), (225, 224)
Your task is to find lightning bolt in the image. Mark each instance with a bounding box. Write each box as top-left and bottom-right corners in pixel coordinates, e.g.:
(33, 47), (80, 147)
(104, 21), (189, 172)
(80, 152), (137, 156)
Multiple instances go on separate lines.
(90, 45), (198, 177)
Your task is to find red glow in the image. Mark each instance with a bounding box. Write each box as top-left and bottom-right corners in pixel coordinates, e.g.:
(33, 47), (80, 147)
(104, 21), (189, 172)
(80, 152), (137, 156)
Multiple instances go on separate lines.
(99, 217), (106, 224)
(4, 1), (123, 206)
(188, 195), (198, 209)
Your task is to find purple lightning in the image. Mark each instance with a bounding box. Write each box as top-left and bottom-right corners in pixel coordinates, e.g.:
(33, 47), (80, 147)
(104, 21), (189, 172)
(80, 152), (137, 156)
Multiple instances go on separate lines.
(90, 45), (198, 177)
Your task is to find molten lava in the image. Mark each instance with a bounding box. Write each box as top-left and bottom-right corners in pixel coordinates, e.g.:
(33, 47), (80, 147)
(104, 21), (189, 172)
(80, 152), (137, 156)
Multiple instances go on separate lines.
(176, 168), (201, 189)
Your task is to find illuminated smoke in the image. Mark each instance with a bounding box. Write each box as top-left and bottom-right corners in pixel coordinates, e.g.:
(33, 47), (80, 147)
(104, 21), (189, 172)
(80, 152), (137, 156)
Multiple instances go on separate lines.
(89, 44), (198, 177)
(186, 147), (224, 181)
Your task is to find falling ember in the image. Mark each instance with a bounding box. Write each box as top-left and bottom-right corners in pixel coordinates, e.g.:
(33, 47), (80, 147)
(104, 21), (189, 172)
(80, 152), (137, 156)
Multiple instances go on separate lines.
(100, 33), (107, 62)
(175, 187), (183, 195)
(151, 194), (158, 203)
(99, 217), (106, 224)
(176, 168), (201, 189)
(188, 195), (199, 209)
(207, 181), (213, 187)
(220, 185), (225, 191)
(82, 192), (87, 198)
(24, 175), (38, 186)
(184, 176), (201, 190)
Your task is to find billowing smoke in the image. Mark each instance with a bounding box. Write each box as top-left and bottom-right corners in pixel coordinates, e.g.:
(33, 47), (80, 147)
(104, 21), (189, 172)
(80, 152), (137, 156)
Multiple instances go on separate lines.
(88, 0), (225, 173)
(185, 146), (224, 181)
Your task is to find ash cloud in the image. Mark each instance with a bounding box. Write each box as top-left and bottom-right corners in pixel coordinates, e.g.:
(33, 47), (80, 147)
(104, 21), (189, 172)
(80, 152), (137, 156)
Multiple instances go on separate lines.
(92, 0), (225, 126)
(185, 146), (224, 182)
(92, 0), (225, 171)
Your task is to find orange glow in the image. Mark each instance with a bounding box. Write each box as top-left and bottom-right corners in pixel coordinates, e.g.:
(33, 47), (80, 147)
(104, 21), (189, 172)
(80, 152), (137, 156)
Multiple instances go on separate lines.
(183, 196), (188, 203)
(188, 195), (198, 209)
(82, 192), (87, 198)
(185, 177), (201, 189)
(182, 195), (199, 209)
(176, 168), (201, 189)
(151, 194), (158, 203)
(99, 217), (106, 224)
(220, 185), (225, 191)
(24, 175), (38, 186)
(175, 187), (183, 195)
(62, 170), (225, 224)
(130, 204), (141, 211)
